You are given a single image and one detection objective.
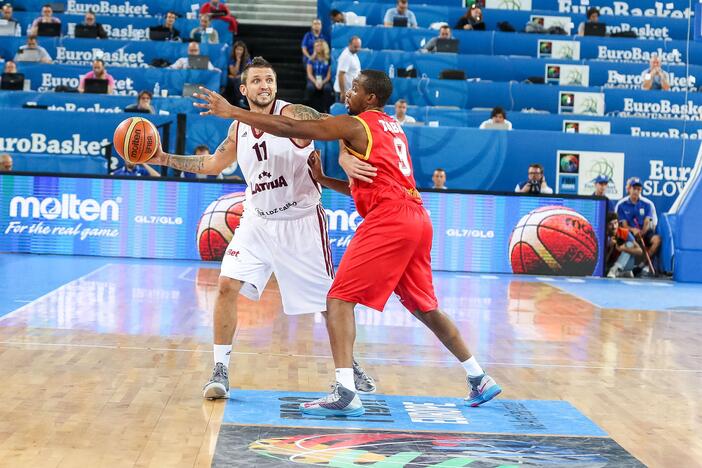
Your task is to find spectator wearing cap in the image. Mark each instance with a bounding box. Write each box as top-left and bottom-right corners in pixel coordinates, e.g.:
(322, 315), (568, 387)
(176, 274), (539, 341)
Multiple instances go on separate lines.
(384, 0), (418, 28)
(455, 4), (485, 31)
(615, 177), (661, 271)
(592, 175), (616, 213)
(577, 7), (600, 36)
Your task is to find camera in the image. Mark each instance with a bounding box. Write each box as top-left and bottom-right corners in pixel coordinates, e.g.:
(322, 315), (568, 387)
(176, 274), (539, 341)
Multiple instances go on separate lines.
(615, 227), (629, 245)
(528, 179), (541, 194)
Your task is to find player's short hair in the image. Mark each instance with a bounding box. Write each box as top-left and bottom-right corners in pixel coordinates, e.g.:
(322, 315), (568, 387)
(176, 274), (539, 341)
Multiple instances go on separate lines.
(359, 70), (393, 107)
(241, 57), (276, 85)
(194, 145), (209, 153)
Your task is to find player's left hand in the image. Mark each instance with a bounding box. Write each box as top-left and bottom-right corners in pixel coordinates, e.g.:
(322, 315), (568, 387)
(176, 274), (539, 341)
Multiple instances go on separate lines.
(193, 86), (236, 118)
(307, 150), (325, 181)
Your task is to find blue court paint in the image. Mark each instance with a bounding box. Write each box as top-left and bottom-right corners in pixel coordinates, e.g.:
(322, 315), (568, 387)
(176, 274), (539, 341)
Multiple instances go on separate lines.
(223, 390), (607, 437)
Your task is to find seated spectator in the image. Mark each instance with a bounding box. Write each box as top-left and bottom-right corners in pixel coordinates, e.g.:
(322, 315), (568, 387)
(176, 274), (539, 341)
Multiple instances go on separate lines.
(125, 90), (155, 114)
(30, 4), (61, 36)
(191, 14), (219, 44)
(3, 59), (17, 73)
(393, 99), (416, 125)
(577, 7), (600, 36)
(0, 153), (12, 171)
(301, 19), (326, 65)
(224, 40), (251, 107)
(14, 35), (52, 63)
(515, 163), (553, 194)
(1, 3), (20, 36)
(200, 0), (238, 35)
(78, 59), (115, 94)
(455, 4), (485, 31)
(305, 39), (333, 113)
(330, 9), (345, 24)
(623, 176), (658, 228)
(479, 107), (512, 130)
(421, 25), (451, 53)
(592, 175), (616, 213)
(112, 161), (160, 177)
(80, 11), (108, 39)
(334, 36), (361, 101)
(170, 41), (218, 70)
(641, 56), (670, 91)
(150, 11), (181, 42)
(605, 212), (642, 278)
(384, 0), (417, 28)
(432, 168), (447, 189)
(615, 177), (661, 272)
(180, 145), (224, 179)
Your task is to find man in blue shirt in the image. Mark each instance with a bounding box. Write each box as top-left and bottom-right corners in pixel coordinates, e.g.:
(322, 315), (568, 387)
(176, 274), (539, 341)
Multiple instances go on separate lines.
(383, 0), (418, 28)
(300, 18), (327, 65)
(616, 177), (661, 269)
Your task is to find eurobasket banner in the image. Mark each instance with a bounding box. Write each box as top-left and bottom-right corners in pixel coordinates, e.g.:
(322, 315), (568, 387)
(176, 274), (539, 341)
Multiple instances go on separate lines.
(558, 91), (606, 116)
(0, 174), (606, 276)
(556, 150), (626, 200)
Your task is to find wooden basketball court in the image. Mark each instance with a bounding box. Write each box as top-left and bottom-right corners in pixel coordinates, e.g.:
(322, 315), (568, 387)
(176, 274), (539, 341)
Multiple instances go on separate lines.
(0, 253), (700, 467)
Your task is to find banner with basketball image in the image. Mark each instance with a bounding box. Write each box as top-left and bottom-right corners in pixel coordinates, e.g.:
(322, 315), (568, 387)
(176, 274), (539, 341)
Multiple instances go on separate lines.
(559, 91), (605, 116)
(546, 64), (590, 87)
(537, 39), (581, 60)
(562, 120), (612, 135)
(556, 150), (625, 200)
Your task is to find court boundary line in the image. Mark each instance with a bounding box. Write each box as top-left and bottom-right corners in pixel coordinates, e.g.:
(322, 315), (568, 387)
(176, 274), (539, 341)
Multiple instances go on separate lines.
(0, 340), (699, 374)
(0, 263), (113, 322)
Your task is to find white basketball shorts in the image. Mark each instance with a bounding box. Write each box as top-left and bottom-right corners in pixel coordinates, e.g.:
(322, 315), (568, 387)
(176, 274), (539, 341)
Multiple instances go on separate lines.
(220, 205), (334, 315)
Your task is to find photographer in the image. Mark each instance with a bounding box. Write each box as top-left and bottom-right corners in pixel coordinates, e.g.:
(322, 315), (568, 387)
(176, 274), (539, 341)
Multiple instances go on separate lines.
(605, 212), (642, 278)
(515, 163), (553, 194)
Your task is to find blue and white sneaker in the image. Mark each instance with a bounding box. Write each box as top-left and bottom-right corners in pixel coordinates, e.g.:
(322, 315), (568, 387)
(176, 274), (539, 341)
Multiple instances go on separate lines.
(353, 360), (376, 394)
(300, 383), (365, 417)
(465, 374), (502, 407)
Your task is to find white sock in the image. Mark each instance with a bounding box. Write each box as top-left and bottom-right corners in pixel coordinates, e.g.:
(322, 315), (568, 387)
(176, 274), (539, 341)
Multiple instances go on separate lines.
(214, 344), (232, 367)
(461, 356), (484, 378)
(335, 368), (356, 391)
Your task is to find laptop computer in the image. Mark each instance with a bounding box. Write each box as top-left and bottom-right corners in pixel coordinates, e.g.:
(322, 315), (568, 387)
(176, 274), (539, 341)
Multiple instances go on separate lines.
(393, 16), (408, 27)
(187, 55), (210, 70)
(439, 69), (466, 80)
(74, 24), (98, 38)
(0, 72), (25, 91)
(435, 38), (459, 53)
(84, 78), (108, 94)
(0, 19), (18, 36)
(584, 22), (607, 36)
(148, 26), (171, 41)
(37, 22), (61, 37)
(15, 48), (42, 62)
(182, 83), (202, 97)
(482, 122), (510, 130)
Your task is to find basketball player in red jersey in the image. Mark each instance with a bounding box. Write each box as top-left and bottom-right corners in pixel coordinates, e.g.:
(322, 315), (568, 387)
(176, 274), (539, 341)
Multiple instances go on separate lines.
(194, 70), (501, 416)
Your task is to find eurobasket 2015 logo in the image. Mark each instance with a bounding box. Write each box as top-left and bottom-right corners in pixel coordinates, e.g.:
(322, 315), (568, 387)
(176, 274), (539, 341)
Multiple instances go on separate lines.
(555, 150), (625, 200)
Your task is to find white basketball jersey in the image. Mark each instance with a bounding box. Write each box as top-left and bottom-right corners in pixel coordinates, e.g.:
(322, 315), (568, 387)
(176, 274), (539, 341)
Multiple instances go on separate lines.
(236, 100), (321, 220)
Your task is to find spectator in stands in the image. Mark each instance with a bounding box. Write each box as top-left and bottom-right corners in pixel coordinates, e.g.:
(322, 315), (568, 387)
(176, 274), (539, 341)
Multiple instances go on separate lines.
(420, 25), (451, 53)
(393, 99), (416, 125)
(78, 59), (115, 94)
(516, 163), (553, 194)
(455, 4), (485, 31)
(125, 90), (155, 114)
(479, 107), (512, 130)
(384, 0), (417, 28)
(593, 175), (616, 212)
(200, 0), (238, 35)
(641, 56), (670, 91)
(14, 35), (52, 64)
(170, 41), (218, 70)
(179, 145), (225, 179)
(0, 153), (12, 172)
(330, 9), (345, 24)
(224, 40), (251, 107)
(3, 59), (17, 73)
(151, 11), (181, 42)
(305, 39), (333, 113)
(191, 14), (219, 44)
(301, 19), (326, 65)
(616, 177), (661, 271)
(605, 212), (642, 278)
(577, 7), (600, 36)
(112, 162), (160, 177)
(81, 11), (108, 39)
(1, 3), (20, 36)
(334, 36), (361, 101)
(30, 4), (61, 36)
(432, 168), (447, 190)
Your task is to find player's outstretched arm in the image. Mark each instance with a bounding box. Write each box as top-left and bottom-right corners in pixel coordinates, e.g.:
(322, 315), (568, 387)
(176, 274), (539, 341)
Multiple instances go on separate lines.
(149, 122), (238, 176)
(308, 150), (351, 196)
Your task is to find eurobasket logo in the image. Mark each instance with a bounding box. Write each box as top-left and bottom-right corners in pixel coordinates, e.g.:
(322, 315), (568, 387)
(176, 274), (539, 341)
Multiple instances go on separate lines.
(620, 98), (702, 119)
(66, 0), (150, 16)
(39, 73), (137, 95)
(556, 0), (693, 18)
(9, 195), (120, 221)
(0, 133), (109, 156)
(55, 47), (147, 68)
(596, 46), (682, 64)
(606, 70), (696, 92)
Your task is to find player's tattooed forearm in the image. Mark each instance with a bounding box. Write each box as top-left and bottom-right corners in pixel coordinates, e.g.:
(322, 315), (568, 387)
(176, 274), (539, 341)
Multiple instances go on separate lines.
(167, 154), (206, 172)
(289, 104), (324, 121)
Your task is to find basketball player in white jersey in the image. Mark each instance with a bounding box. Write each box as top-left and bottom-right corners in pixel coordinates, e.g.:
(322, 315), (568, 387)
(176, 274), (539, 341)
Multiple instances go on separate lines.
(147, 57), (375, 399)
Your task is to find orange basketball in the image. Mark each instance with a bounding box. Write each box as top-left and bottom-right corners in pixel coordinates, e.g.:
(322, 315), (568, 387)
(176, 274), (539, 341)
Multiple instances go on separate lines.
(113, 117), (160, 164)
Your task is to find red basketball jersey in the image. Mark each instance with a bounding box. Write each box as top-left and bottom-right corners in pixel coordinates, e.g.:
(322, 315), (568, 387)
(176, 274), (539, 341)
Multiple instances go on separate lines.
(344, 110), (422, 217)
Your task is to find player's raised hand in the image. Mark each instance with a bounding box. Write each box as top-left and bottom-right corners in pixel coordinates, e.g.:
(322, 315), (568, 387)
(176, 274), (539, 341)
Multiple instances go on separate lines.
(338, 144), (377, 183)
(193, 86), (235, 118)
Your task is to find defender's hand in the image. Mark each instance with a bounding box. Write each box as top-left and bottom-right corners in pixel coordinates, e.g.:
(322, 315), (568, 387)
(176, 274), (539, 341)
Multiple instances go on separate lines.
(339, 146), (377, 183)
(193, 86), (236, 118)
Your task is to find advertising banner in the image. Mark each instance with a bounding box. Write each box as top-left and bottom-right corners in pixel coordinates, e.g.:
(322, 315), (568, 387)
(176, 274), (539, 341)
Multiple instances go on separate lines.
(538, 39), (580, 60)
(558, 91), (605, 115)
(546, 64), (589, 86)
(563, 120), (611, 135)
(556, 150), (625, 200)
(9, 0), (197, 16)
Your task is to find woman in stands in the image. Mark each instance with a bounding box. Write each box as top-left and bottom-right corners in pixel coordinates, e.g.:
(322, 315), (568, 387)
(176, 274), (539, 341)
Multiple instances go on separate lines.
(455, 4), (485, 31)
(304, 39), (333, 113)
(224, 41), (251, 108)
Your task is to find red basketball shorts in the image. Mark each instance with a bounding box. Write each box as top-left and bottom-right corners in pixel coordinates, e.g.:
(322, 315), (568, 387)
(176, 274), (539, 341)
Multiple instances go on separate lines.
(328, 200), (438, 313)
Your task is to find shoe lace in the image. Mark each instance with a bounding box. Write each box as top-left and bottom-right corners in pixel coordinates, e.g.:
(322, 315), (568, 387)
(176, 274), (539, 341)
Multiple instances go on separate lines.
(353, 361), (373, 385)
(319, 383), (341, 403)
(214, 363), (228, 380)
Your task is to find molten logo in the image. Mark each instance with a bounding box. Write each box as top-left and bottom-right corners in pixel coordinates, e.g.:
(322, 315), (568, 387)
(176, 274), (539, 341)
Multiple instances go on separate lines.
(9, 195), (120, 221)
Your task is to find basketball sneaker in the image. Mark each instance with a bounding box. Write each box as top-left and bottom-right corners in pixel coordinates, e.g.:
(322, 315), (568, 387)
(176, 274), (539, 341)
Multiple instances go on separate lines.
(353, 360), (377, 394)
(300, 383), (365, 417)
(465, 374), (502, 407)
(203, 362), (229, 400)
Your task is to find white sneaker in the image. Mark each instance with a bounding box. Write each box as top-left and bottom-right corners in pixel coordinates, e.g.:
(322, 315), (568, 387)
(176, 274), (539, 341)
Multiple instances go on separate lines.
(607, 266), (621, 278)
